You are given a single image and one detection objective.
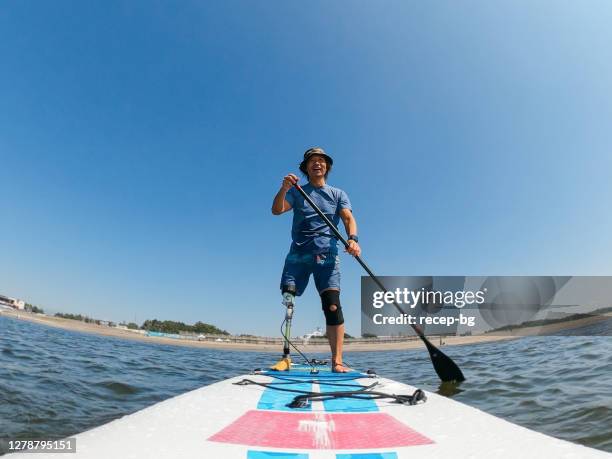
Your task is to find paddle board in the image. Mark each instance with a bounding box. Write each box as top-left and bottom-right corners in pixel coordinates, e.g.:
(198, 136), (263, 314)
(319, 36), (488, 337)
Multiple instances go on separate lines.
(8, 363), (610, 458)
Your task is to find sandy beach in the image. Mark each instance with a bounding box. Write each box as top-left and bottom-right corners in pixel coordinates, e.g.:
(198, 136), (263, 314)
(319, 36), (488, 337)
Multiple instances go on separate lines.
(1, 308), (608, 353)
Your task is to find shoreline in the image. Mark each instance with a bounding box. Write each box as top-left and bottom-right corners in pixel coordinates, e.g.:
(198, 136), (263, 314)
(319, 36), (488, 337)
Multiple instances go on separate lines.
(1, 309), (608, 353)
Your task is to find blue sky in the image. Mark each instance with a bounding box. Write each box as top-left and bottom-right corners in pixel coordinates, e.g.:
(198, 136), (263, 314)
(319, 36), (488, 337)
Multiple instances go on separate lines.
(1, 2), (611, 337)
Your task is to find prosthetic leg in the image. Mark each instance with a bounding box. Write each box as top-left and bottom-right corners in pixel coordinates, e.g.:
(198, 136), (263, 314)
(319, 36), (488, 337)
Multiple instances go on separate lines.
(270, 289), (295, 371)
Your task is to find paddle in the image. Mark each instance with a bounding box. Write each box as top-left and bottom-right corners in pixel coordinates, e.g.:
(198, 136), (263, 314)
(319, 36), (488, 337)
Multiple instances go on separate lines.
(294, 183), (466, 382)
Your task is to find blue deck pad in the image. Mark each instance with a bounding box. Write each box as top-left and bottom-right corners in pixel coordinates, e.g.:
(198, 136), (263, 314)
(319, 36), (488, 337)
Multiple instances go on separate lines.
(305, 366), (379, 412)
(257, 376), (313, 411)
(336, 453), (398, 459)
(247, 451), (308, 459)
(259, 365), (377, 412)
(319, 376), (380, 412)
(263, 365), (366, 379)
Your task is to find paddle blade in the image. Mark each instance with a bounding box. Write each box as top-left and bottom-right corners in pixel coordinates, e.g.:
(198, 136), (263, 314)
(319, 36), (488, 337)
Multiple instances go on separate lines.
(423, 337), (466, 382)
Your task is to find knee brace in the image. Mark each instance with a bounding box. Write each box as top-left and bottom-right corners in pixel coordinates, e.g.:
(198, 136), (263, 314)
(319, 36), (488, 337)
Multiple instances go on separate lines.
(321, 289), (344, 326)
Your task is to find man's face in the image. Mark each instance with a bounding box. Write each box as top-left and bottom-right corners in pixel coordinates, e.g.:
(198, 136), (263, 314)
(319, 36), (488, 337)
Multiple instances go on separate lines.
(306, 154), (327, 179)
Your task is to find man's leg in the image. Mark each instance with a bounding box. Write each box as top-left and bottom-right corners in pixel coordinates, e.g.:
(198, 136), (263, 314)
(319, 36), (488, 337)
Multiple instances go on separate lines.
(326, 322), (346, 372)
(320, 288), (349, 373)
(273, 252), (310, 371)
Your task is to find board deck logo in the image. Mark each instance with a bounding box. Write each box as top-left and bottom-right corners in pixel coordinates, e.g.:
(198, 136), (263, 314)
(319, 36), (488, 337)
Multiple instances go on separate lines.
(208, 410), (434, 450)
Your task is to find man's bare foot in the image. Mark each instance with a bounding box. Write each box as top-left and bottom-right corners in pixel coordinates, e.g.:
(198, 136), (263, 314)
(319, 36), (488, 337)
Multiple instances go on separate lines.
(332, 362), (351, 373)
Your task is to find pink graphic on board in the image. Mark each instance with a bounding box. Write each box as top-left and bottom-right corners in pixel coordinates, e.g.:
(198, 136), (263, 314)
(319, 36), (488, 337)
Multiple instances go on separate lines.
(208, 410), (434, 450)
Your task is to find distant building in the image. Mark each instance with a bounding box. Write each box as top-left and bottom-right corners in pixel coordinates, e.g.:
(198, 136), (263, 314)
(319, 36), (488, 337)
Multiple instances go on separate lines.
(301, 327), (324, 344)
(0, 294), (26, 310)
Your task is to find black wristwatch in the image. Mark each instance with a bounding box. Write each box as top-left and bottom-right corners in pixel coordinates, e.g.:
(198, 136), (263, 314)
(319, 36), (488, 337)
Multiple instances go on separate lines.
(348, 235), (359, 243)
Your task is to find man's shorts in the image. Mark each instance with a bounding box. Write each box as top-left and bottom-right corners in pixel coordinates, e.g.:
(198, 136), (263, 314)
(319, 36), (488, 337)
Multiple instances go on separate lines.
(280, 252), (341, 296)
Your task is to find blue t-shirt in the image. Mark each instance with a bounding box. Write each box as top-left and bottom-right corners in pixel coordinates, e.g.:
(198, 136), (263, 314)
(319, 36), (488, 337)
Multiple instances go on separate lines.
(285, 183), (352, 255)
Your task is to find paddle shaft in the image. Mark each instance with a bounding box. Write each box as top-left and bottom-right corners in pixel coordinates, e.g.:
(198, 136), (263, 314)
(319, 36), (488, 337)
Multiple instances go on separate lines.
(293, 183), (465, 382)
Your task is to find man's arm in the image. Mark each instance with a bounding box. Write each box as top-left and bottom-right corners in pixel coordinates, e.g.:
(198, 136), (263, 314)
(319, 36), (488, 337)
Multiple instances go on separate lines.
(339, 208), (361, 256)
(271, 174), (298, 215)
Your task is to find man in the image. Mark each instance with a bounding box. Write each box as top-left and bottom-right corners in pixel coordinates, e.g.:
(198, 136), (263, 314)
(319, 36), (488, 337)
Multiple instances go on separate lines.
(271, 147), (361, 373)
